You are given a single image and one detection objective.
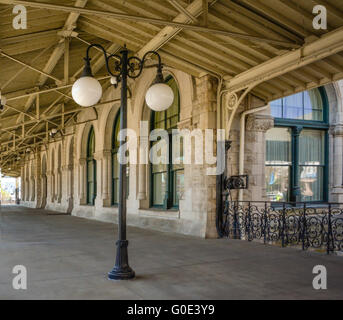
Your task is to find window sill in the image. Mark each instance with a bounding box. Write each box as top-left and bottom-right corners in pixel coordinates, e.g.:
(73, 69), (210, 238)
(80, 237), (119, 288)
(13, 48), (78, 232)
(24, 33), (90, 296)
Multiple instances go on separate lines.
(139, 208), (180, 220)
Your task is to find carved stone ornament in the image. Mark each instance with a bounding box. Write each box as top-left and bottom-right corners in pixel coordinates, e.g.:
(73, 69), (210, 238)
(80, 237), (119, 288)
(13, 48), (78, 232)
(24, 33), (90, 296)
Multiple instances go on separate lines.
(227, 93), (238, 110)
(246, 114), (274, 132)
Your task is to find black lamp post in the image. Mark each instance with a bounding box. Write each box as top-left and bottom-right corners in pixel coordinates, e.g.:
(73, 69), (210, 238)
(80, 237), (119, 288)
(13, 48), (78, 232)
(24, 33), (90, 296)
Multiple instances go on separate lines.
(72, 44), (174, 280)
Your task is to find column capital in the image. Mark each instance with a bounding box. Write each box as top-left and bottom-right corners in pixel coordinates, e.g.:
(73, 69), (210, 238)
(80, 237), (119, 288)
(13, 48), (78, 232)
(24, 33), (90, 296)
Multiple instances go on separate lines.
(79, 158), (87, 165)
(331, 124), (343, 137)
(246, 114), (274, 132)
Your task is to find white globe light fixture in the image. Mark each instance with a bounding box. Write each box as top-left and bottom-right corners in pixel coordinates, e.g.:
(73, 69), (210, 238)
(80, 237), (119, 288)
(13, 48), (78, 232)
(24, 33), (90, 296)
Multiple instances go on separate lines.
(73, 44), (175, 281)
(72, 59), (102, 107)
(145, 68), (174, 112)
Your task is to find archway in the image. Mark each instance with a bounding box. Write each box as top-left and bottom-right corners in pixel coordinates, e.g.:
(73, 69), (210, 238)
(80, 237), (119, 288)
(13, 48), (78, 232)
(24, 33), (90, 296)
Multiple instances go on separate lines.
(67, 138), (74, 213)
(41, 155), (47, 208)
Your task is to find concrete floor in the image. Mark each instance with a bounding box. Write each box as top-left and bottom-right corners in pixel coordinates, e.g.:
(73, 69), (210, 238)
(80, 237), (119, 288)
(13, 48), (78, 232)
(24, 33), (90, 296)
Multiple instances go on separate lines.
(0, 206), (342, 300)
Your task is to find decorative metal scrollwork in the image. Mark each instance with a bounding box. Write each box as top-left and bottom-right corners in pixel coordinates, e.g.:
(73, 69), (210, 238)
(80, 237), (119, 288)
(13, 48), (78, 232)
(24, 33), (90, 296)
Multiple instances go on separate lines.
(224, 175), (249, 190)
(220, 201), (343, 255)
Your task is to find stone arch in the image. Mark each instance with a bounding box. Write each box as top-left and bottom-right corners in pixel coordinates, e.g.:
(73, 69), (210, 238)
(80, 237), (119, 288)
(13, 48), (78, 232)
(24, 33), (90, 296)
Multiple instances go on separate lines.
(78, 123), (97, 205)
(134, 69), (186, 207)
(101, 103), (121, 206)
(103, 103), (121, 151)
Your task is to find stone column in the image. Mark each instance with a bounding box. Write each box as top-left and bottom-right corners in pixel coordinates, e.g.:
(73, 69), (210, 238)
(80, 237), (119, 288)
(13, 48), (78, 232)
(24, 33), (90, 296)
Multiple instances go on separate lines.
(100, 150), (112, 207)
(193, 75), (218, 238)
(331, 124), (343, 202)
(245, 113), (274, 201)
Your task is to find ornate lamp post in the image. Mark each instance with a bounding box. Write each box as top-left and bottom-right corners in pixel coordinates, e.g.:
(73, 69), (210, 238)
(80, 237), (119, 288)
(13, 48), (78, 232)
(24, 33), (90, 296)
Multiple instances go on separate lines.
(72, 44), (174, 280)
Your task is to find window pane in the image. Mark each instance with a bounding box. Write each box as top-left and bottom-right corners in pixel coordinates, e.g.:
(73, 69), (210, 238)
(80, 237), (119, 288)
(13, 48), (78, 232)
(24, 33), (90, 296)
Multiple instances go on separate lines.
(304, 89), (323, 121)
(266, 128), (292, 165)
(283, 92), (303, 119)
(265, 166), (290, 202)
(88, 128), (95, 156)
(87, 161), (94, 182)
(270, 98), (282, 118)
(153, 172), (167, 206)
(88, 182), (94, 204)
(299, 129), (324, 165)
(112, 154), (119, 178)
(299, 166), (323, 201)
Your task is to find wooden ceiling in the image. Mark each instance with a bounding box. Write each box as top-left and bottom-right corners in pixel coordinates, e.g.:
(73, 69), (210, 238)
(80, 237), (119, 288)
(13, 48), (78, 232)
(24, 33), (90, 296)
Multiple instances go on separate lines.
(1, 0), (343, 175)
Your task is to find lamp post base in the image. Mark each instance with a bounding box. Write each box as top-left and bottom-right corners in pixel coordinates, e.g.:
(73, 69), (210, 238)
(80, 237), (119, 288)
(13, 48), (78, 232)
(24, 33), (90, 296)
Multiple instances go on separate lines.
(108, 240), (135, 280)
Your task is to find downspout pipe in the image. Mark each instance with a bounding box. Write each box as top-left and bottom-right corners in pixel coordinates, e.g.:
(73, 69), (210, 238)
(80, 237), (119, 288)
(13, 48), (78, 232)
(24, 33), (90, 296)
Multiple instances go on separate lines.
(238, 104), (269, 202)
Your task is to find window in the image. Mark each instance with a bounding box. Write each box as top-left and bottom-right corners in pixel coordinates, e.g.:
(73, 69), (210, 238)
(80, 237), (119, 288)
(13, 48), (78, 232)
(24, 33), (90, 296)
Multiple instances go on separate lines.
(270, 89), (324, 121)
(150, 76), (184, 209)
(266, 88), (328, 202)
(87, 127), (96, 205)
(112, 111), (129, 205)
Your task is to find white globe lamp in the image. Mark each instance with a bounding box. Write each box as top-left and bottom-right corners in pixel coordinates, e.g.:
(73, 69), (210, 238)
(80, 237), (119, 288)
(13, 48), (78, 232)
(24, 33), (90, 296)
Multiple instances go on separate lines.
(72, 76), (102, 107)
(145, 82), (174, 112)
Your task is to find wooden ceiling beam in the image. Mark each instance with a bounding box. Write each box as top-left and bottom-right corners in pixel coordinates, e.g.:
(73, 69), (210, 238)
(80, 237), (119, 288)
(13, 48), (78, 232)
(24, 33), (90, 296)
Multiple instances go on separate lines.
(0, 0), (300, 48)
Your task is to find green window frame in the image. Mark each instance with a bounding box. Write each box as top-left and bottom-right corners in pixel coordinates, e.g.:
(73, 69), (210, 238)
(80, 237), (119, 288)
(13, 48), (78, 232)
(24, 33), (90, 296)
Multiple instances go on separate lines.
(87, 127), (96, 205)
(150, 76), (184, 209)
(266, 87), (329, 203)
(111, 111), (129, 205)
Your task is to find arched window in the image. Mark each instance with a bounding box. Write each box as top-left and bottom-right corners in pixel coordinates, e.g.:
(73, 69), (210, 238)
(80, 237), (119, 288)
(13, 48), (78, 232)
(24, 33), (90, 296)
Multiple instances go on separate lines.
(111, 111), (129, 205)
(266, 87), (329, 202)
(87, 127), (96, 205)
(150, 76), (184, 209)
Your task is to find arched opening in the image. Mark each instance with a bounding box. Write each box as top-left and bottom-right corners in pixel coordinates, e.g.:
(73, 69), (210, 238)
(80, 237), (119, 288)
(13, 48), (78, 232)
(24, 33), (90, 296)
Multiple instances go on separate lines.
(150, 76), (184, 209)
(67, 138), (74, 213)
(87, 127), (96, 205)
(265, 87), (329, 202)
(51, 149), (55, 203)
(41, 155), (47, 208)
(57, 145), (62, 203)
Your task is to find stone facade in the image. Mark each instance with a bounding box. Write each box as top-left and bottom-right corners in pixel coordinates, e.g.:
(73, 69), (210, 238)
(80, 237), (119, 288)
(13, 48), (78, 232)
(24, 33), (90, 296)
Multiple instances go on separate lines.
(20, 69), (343, 238)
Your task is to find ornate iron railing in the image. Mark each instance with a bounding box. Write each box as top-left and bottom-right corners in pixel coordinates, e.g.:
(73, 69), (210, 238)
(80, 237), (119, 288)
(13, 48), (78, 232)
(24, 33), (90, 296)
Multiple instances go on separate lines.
(221, 200), (343, 254)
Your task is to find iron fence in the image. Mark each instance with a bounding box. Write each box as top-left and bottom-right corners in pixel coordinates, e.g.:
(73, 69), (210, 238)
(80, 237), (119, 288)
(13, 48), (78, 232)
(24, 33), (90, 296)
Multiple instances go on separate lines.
(221, 200), (343, 254)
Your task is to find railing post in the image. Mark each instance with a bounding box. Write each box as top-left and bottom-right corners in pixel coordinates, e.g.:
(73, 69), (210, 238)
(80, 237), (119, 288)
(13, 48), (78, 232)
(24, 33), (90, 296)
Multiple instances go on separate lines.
(327, 204), (333, 255)
(302, 203), (307, 251)
(247, 201), (252, 241)
(263, 202), (267, 244)
(233, 200), (239, 239)
(281, 203), (286, 247)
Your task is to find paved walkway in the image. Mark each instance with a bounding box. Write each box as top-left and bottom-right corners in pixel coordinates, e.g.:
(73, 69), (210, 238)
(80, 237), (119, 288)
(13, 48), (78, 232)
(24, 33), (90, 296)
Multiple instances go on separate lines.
(0, 205), (342, 300)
